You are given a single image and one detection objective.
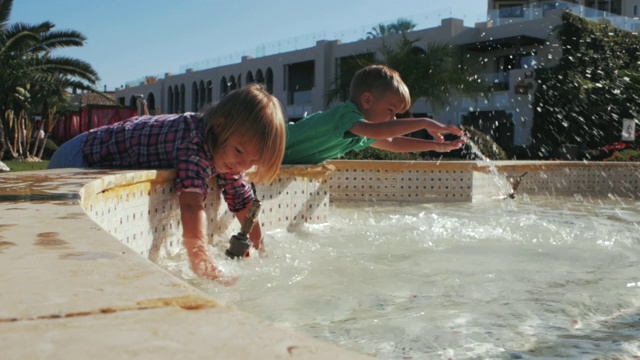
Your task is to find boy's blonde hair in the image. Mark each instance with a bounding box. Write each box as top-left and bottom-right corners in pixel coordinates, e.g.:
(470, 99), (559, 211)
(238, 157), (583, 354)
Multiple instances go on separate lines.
(202, 83), (286, 184)
(349, 65), (412, 113)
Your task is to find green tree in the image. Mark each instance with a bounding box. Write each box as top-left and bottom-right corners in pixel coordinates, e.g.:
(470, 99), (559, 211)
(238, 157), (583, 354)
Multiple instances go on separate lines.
(366, 24), (390, 39)
(531, 12), (640, 153)
(0, 0), (100, 159)
(328, 34), (486, 115)
(366, 18), (417, 39)
(380, 36), (485, 114)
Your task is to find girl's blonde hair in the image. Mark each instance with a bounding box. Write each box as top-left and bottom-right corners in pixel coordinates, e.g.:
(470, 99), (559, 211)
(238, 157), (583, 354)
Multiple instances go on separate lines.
(202, 83), (286, 184)
(349, 65), (412, 113)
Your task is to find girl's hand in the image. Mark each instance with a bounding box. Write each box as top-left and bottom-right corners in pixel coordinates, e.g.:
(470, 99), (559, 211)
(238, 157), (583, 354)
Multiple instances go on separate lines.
(188, 245), (238, 286)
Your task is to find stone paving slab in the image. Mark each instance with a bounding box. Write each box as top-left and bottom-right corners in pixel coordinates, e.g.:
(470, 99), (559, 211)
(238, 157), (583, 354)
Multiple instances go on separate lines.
(0, 169), (371, 359)
(0, 305), (369, 359)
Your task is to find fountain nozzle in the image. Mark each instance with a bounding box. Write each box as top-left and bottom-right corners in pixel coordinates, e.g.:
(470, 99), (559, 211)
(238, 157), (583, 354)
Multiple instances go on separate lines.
(506, 172), (528, 199)
(225, 183), (261, 259)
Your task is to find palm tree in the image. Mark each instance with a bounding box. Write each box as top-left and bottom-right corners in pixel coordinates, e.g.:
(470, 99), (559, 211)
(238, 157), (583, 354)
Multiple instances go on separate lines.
(389, 18), (416, 34)
(381, 36), (486, 114)
(0, 0), (100, 159)
(366, 24), (389, 39)
(366, 18), (417, 39)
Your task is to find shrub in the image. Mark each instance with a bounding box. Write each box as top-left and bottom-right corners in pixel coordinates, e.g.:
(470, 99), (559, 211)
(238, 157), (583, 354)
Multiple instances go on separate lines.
(605, 149), (640, 162)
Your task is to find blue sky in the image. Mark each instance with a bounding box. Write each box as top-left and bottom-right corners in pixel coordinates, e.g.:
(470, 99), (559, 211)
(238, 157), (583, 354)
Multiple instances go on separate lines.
(10, 0), (487, 91)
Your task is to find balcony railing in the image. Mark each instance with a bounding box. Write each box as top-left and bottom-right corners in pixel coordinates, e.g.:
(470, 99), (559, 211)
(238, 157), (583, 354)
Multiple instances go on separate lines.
(488, 1), (640, 32)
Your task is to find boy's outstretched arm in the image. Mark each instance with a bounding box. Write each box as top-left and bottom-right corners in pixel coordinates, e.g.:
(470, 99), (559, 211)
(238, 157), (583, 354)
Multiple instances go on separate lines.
(350, 117), (464, 141)
(371, 136), (466, 153)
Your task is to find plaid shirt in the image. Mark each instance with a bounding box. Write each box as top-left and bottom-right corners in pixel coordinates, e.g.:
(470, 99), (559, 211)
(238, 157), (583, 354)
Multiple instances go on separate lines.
(82, 113), (254, 212)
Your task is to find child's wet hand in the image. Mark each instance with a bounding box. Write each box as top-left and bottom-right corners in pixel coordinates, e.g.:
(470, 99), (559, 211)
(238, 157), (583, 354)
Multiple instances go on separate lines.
(450, 138), (466, 149)
(189, 249), (238, 285)
(432, 132), (446, 143)
(215, 274), (239, 286)
(258, 245), (268, 258)
(440, 138), (466, 151)
(448, 125), (465, 137)
(195, 262), (239, 286)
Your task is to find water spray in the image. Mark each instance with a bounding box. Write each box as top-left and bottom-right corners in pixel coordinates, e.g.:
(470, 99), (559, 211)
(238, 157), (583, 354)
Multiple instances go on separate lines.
(506, 172), (528, 199)
(225, 183), (261, 259)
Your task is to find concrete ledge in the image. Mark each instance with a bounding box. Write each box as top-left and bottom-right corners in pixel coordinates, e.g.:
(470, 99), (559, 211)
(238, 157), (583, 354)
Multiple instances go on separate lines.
(0, 168), (370, 359)
(326, 160), (640, 201)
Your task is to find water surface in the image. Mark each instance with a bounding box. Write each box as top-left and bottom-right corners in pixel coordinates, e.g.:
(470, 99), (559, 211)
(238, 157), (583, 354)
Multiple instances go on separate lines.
(159, 195), (640, 359)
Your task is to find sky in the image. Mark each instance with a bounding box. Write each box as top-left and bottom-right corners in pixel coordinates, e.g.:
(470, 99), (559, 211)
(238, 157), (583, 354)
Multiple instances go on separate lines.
(10, 0), (488, 92)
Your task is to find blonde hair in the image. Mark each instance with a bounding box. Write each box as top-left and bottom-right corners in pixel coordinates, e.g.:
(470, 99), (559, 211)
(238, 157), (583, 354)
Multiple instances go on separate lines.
(349, 65), (412, 113)
(202, 83), (286, 184)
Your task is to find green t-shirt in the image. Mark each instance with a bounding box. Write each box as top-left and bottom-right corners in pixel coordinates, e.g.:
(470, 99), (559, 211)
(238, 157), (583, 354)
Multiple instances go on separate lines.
(283, 101), (376, 164)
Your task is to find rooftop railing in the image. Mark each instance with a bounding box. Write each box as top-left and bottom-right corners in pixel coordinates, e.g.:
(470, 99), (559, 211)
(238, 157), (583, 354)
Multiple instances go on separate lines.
(488, 0), (640, 32)
(124, 7), (486, 87)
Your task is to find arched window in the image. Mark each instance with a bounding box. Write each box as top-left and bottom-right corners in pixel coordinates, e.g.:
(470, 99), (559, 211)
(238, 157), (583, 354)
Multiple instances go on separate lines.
(199, 80), (206, 108)
(147, 92), (156, 115)
(246, 71), (254, 84)
(255, 69), (264, 85)
(220, 77), (229, 99)
(229, 75), (237, 91)
(173, 85), (179, 114)
(265, 67), (274, 94)
(206, 80), (213, 103)
(168, 87), (174, 113)
(180, 84), (186, 113)
(192, 81), (199, 112)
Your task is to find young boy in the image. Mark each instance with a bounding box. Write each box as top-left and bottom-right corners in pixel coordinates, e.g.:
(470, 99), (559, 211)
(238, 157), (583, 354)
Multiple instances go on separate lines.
(283, 65), (466, 164)
(48, 84), (286, 284)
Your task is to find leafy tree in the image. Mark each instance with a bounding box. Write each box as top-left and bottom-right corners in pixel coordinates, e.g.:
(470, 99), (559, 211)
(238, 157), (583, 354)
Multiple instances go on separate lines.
(366, 17), (417, 39)
(390, 18), (416, 34)
(380, 36), (486, 114)
(366, 24), (390, 39)
(327, 34), (487, 115)
(0, 0), (100, 159)
(531, 12), (640, 153)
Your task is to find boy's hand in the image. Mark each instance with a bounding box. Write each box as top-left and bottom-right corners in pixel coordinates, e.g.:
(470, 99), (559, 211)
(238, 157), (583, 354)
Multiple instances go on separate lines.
(438, 138), (466, 152)
(424, 119), (465, 142)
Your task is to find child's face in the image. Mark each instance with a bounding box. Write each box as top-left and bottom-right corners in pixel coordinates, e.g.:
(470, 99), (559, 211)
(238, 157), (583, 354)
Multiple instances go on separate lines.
(361, 92), (404, 123)
(212, 135), (260, 175)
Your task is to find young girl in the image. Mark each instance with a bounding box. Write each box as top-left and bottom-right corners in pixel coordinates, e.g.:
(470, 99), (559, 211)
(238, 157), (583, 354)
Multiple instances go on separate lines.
(48, 84), (287, 283)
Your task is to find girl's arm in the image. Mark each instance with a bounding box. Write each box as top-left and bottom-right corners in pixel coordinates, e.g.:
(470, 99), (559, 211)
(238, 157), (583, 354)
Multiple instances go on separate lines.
(179, 191), (228, 281)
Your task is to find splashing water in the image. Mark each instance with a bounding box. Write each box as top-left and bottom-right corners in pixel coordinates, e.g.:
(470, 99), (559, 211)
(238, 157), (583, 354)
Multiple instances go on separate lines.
(158, 196), (640, 360)
(464, 136), (512, 196)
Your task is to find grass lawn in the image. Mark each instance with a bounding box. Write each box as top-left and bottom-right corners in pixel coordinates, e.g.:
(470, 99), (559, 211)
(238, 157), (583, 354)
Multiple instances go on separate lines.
(3, 160), (49, 172)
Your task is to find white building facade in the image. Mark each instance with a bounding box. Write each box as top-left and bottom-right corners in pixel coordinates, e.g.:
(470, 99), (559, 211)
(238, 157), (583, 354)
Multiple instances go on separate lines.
(115, 0), (640, 148)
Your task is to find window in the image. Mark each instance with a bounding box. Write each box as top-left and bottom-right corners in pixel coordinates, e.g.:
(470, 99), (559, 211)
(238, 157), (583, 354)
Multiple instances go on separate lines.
(499, 4), (524, 18)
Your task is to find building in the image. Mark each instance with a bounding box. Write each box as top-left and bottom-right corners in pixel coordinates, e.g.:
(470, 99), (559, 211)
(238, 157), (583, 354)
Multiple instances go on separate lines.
(115, 0), (640, 149)
(489, 0), (640, 17)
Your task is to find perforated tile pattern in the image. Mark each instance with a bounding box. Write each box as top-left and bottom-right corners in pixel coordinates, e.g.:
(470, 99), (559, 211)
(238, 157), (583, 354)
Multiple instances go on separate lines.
(328, 167), (473, 202)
